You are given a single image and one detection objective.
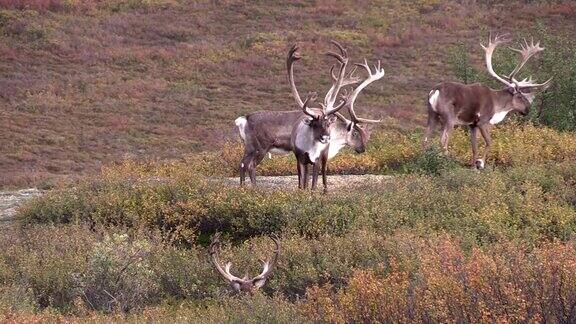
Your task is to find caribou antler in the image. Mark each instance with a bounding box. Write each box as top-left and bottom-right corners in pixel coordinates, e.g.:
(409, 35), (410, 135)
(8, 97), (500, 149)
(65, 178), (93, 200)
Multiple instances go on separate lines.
(481, 33), (514, 88)
(209, 233), (281, 293)
(251, 234), (280, 288)
(342, 59), (385, 124)
(287, 44), (306, 108)
(209, 233), (243, 287)
(482, 34), (552, 92)
(507, 38), (544, 82)
(301, 92), (320, 119)
(323, 41), (350, 115)
(330, 65), (361, 87)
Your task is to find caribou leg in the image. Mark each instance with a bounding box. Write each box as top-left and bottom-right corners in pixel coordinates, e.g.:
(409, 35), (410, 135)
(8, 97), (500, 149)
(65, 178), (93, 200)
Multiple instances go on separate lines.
(297, 159), (305, 189)
(477, 124), (492, 169)
(248, 150), (268, 185)
(320, 152), (328, 194)
(311, 151), (328, 192)
(423, 111), (438, 150)
(311, 163), (319, 190)
(239, 153), (252, 186)
(302, 164), (309, 189)
(440, 122), (454, 154)
(470, 126), (479, 168)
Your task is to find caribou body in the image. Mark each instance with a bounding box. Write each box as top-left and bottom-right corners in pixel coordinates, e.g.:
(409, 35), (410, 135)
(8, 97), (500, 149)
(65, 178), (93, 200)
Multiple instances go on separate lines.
(424, 34), (552, 169)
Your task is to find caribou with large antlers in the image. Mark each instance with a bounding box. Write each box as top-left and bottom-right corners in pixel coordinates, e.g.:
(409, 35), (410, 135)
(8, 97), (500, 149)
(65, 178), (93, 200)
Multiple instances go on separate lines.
(424, 34), (552, 169)
(209, 233), (280, 293)
(309, 57), (385, 192)
(235, 42), (383, 190)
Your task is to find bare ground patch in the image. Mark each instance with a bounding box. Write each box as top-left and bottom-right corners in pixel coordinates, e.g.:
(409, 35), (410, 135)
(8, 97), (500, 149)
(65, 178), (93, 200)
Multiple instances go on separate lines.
(220, 174), (393, 190)
(0, 188), (42, 224)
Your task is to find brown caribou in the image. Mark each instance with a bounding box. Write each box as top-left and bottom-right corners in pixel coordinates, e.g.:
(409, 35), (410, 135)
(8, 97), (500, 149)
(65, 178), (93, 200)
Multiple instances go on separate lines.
(209, 232), (280, 293)
(424, 34), (552, 169)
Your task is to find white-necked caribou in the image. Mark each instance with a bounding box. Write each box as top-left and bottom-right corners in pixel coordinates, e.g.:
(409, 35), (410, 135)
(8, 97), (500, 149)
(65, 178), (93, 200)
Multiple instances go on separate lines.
(236, 42), (384, 191)
(424, 34), (552, 169)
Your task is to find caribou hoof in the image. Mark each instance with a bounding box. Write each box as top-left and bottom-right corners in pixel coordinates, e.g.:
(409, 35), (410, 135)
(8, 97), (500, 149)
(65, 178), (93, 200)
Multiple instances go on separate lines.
(475, 159), (485, 170)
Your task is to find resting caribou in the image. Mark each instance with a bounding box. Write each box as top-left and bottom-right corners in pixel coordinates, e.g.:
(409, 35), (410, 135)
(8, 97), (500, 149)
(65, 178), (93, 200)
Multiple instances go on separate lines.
(424, 34), (552, 169)
(209, 233), (280, 293)
(235, 42), (383, 191)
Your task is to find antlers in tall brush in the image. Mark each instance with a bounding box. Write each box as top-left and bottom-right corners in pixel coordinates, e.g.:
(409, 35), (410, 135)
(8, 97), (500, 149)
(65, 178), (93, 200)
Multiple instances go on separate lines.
(209, 233), (280, 293)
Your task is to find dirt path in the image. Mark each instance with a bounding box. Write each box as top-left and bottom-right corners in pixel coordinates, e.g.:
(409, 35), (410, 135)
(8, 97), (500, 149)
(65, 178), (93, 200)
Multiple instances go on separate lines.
(0, 188), (42, 223)
(221, 174), (393, 190)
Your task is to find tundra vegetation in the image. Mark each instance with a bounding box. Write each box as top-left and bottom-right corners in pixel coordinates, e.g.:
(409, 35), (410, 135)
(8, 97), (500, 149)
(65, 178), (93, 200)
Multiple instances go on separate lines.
(2, 0), (576, 322)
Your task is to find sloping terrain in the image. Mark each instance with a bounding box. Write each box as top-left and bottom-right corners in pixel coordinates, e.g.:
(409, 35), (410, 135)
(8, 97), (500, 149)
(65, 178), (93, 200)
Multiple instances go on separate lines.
(2, 2), (576, 321)
(1, 0), (575, 187)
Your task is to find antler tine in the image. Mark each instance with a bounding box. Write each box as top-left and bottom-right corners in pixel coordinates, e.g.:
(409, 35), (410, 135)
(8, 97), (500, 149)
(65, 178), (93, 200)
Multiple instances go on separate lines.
(326, 51), (346, 64)
(210, 233), (242, 284)
(252, 234), (281, 288)
(507, 37), (545, 81)
(330, 65), (337, 82)
(481, 33), (514, 88)
(324, 41), (351, 113)
(328, 98), (347, 115)
(331, 40), (347, 57)
(355, 59), (373, 75)
(287, 44), (306, 108)
(344, 66), (361, 86)
(346, 59), (385, 124)
(331, 65), (360, 86)
(516, 77), (553, 93)
(301, 92), (319, 119)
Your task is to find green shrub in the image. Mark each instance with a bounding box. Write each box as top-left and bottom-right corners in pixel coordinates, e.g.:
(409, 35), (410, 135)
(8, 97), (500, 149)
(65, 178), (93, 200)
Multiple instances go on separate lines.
(80, 233), (159, 313)
(402, 146), (460, 175)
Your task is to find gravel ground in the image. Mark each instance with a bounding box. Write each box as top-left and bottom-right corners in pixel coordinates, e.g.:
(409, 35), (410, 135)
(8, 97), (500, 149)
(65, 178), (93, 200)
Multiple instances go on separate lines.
(221, 174), (393, 190)
(0, 188), (42, 224)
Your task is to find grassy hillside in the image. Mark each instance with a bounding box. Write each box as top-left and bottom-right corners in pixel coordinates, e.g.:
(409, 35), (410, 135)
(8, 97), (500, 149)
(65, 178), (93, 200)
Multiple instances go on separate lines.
(1, 0), (575, 187)
(2, 0), (576, 322)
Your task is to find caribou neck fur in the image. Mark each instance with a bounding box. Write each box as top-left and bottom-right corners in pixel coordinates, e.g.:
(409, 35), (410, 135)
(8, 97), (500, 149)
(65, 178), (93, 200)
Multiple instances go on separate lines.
(291, 113), (333, 165)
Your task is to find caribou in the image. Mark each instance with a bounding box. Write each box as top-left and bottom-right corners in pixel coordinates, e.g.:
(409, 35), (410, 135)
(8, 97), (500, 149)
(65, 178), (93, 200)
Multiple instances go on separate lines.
(235, 42), (383, 191)
(424, 34), (552, 169)
(209, 233), (280, 293)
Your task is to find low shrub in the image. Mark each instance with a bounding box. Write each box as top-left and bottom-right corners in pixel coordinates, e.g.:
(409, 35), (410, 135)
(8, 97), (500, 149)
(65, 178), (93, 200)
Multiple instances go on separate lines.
(302, 237), (576, 323)
(3, 228), (575, 322)
(19, 160), (576, 246)
(74, 124), (576, 183)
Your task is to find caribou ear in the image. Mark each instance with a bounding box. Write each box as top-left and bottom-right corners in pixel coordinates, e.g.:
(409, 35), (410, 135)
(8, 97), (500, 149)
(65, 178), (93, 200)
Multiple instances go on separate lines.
(507, 86), (517, 95)
(303, 118), (312, 125)
(327, 115), (337, 123)
(346, 121), (353, 132)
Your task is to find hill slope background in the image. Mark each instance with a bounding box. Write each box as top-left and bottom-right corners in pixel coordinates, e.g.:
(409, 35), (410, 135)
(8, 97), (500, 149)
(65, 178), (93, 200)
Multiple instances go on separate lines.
(3, 1), (576, 322)
(2, 0), (575, 187)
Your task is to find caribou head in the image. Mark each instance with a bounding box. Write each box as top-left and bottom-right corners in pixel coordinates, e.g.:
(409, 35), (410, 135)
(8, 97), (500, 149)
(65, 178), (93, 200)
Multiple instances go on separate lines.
(339, 59), (385, 154)
(209, 233), (280, 293)
(482, 34), (552, 116)
(291, 41), (354, 145)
